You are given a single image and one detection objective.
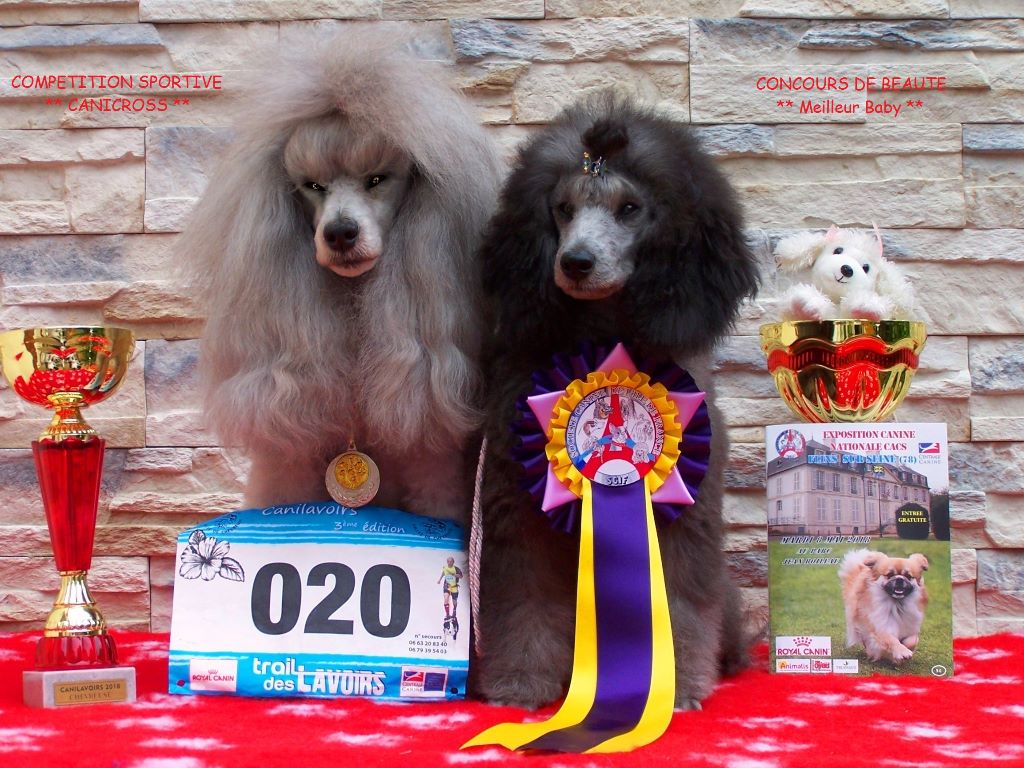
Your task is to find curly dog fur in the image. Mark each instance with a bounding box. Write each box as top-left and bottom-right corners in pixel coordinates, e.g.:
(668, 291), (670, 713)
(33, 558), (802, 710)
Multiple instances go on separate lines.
(472, 97), (759, 709)
(179, 32), (501, 519)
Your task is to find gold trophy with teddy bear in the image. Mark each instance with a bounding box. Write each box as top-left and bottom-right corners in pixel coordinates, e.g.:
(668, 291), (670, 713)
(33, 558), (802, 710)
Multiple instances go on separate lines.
(759, 225), (927, 422)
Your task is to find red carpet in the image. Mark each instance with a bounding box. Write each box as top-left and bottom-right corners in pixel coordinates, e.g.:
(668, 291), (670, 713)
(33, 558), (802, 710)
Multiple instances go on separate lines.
(2, 632), (1023, 767)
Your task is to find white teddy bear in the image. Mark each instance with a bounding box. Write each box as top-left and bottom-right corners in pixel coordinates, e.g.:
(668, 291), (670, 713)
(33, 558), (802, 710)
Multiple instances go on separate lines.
(774, 225), (922, 321)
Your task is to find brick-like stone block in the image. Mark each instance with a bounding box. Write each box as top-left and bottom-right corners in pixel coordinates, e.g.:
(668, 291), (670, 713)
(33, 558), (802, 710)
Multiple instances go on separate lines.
(964, 123), (1024, 152)
(901, 264), (1024, 334)
(0, 233), (178, 288)
(0, 23), (163, 51)
(773, 124), (962, 156)
(893, 399), (970, 441)
(0, 128), (144, 164)
(724, 444), (766, 491)
(951, 0), (1024, 18)
(736, 178), (965, 229)
(883, 227), (1024, 264)
(740, 0), (948, 18)
(0, 1), (138, 27)
(109, 490), (243, 517)
(799, 19), (1024, 51)
(979, 493), (1024, 546)
(150, 554), (177, 632)
(546, 0), (743, 16)
(451, 18), (688, 63)
(724, 489), (768, 530)
(952, 548), (979, 584)
(65, 161), (146, 234)
(724, 527), (767, 553)
(513, 63), (688, 124)
(145, 338), (219, 447)
(953, 582), (978, 637)
(382, 0), (543, 19)
(145, 197), (197, 233)
(140, 0), (381, 22)
(2, 281), (127, 307)
(970, 339), (1024, 392)
(950, 490), (986, 528)
(726, 550), (768, 588)
(104, 280), (202, 324)
(952, 443), (1024, 493)
(0, 201), (69, 234)
(146, 126), (231, 199)
(694, 125), (775, 157)
(124, 448), (195, 475)
(972, 417), (1024, 441)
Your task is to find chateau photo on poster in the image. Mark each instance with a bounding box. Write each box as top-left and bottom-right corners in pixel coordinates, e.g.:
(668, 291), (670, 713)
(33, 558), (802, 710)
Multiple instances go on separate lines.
(765, 423), (953, 678)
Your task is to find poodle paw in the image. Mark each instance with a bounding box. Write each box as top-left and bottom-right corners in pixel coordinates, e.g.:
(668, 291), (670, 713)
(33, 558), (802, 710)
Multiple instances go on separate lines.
(477, 672), (564, 711)
(674, 697), (704, 712)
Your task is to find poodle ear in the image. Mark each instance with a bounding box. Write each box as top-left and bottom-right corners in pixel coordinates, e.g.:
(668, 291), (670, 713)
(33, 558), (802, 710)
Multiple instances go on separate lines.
(774, 231), (828, 272)
(479, 169), (565, 351)
(626, 202), (759, 355)
(176, 137), (324, 452)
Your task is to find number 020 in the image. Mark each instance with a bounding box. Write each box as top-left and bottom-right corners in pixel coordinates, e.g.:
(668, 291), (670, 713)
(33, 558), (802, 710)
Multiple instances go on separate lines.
(250, 562), (411, 638)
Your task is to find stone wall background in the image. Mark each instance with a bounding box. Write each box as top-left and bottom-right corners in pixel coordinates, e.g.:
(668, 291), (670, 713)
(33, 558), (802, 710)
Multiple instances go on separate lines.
(1, 0), (1022, 638)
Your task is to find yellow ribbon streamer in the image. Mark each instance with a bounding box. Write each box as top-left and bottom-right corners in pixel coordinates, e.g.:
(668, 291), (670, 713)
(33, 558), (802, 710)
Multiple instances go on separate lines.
(462, 477), (599, 750)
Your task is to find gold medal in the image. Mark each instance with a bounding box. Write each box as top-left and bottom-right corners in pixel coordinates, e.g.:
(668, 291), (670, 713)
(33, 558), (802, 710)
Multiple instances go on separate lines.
(326, 444), (380, 507)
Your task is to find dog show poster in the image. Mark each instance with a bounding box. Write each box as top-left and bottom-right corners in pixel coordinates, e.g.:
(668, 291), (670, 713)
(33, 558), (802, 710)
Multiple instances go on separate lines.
(765, 423), (953, 678)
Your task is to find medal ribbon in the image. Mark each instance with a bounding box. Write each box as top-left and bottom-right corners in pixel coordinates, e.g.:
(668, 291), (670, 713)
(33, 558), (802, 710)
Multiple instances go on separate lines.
(465, 360), (696, 754)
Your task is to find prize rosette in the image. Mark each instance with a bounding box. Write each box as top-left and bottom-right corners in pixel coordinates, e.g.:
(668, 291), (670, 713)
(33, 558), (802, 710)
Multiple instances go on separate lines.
(464, 343), (709, 754)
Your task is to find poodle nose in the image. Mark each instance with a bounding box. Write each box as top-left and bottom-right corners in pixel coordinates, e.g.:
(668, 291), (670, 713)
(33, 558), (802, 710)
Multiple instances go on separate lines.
(840, 264), (854, 278)
(561, 248), (596, 280)
(323, 218), (360, 252)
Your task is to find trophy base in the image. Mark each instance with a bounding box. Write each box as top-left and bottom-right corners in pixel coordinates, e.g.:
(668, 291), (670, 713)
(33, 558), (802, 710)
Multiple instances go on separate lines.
(23, 666), (136, 708)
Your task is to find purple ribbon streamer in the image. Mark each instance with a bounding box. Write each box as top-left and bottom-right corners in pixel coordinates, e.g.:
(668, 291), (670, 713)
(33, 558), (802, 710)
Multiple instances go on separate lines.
(523, 481), (654, 752)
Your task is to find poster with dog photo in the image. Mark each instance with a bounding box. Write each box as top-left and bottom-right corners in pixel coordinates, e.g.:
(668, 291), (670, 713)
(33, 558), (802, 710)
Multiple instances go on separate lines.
(765, 423), (953, 678)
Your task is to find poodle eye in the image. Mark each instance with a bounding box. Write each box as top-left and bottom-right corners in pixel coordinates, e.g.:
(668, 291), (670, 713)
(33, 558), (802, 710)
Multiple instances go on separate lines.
(862, 264), (870, 274)
(366, 175), (387, 189)
(619, 202), (640, 217)
(304, 181), (327, 193)
(833, 247), (844, 254)
(556, 202), (574, 219)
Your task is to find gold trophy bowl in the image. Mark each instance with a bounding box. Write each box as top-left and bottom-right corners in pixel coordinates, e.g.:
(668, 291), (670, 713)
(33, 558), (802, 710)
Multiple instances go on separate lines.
(0, 326), (137, 706)
(759, 320), (927, 423)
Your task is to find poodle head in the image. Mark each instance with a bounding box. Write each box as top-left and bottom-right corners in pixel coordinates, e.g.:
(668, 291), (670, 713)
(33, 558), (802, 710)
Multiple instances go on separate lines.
(551, 117), (645, 300)
(775, 226), (885, 303)
(483, 96), (759, 355)
(285, 115), (414, 277)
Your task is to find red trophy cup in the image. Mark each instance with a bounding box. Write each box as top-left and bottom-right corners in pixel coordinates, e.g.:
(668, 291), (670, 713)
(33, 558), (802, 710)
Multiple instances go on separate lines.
(0, 327), (137, 707)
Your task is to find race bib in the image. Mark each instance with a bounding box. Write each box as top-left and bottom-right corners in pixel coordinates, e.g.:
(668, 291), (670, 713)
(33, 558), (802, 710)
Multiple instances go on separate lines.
(168, 503), (469, 701)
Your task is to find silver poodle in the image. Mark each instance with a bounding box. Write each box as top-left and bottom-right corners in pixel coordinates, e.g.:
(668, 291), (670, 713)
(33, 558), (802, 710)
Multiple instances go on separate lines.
(178, 32), (501, 520)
